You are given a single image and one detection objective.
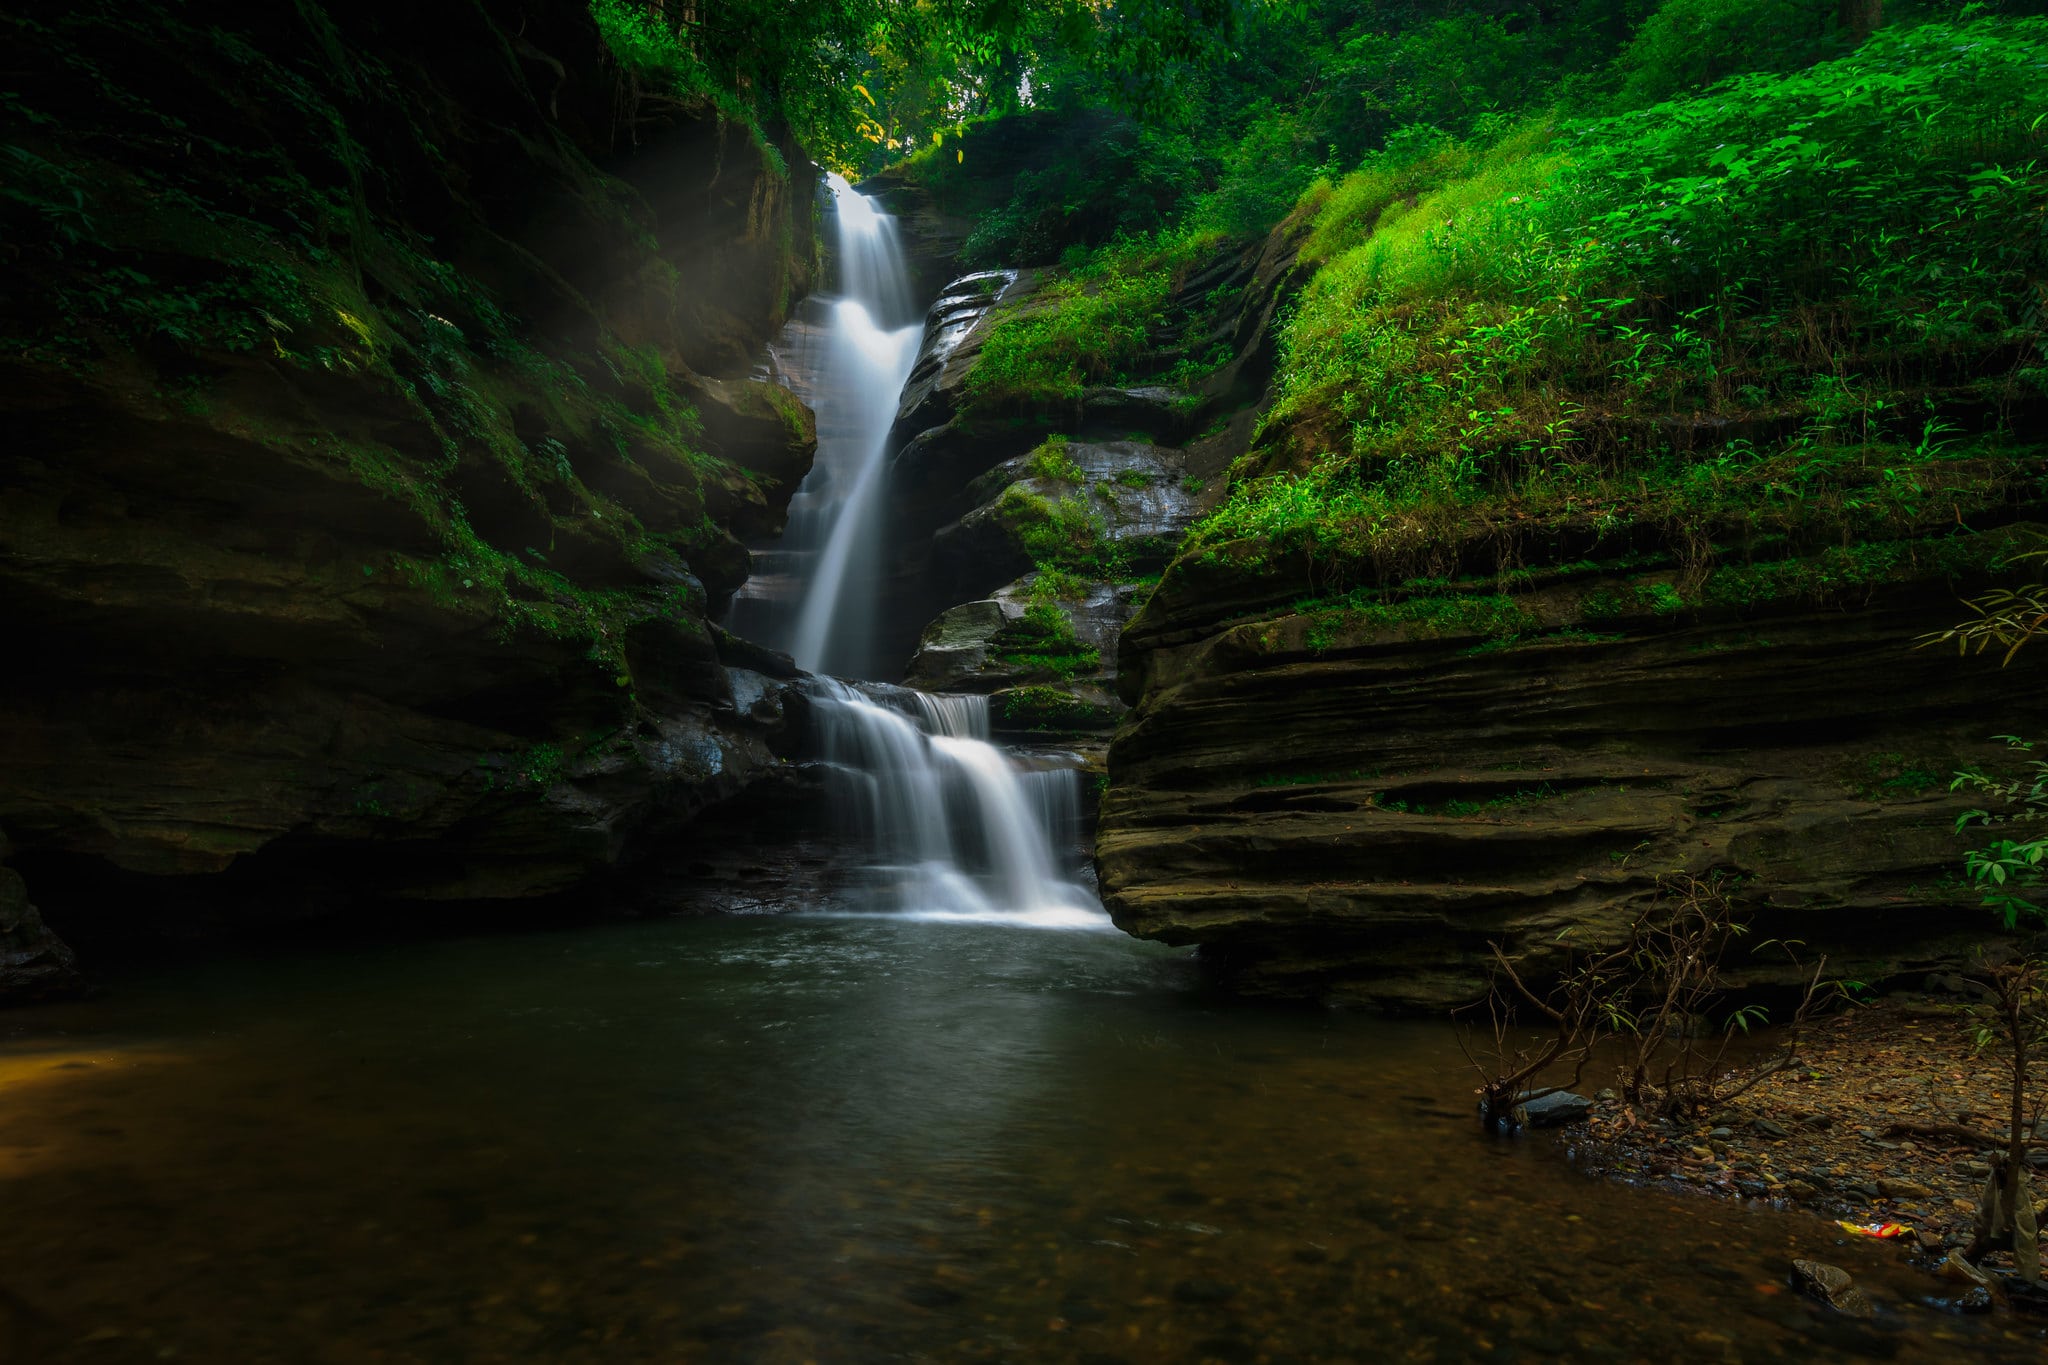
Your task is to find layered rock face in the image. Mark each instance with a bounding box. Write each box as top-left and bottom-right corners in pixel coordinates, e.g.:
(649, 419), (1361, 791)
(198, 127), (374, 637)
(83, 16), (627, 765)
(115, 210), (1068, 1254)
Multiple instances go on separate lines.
(1102, 530), (2048, 1009)
(872, 233), (1293, 744)
(0, 0), (823, 991)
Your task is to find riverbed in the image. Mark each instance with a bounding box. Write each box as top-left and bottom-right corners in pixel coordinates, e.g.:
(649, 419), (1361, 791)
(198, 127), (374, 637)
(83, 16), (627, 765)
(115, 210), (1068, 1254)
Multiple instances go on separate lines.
(1, 914), (2039, 1362)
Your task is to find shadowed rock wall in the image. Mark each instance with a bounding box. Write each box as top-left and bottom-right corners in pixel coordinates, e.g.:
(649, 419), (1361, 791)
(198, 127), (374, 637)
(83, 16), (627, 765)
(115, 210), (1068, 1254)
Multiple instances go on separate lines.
(0, 0), (825, 993)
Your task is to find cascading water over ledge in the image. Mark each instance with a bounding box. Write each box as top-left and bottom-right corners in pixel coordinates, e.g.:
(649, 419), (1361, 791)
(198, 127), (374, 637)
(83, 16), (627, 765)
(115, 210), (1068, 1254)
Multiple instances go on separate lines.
(728, 171), (1107, 930)
(807, 680), (1106, 930)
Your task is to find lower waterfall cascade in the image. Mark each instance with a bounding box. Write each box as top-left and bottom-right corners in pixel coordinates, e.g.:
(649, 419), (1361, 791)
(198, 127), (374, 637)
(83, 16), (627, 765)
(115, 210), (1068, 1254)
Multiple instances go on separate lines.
(737, 174), (1106, 929)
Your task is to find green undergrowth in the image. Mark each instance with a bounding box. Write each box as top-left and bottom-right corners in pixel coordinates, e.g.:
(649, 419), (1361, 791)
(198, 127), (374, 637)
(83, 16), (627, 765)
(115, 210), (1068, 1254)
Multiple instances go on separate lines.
(1273, 526), (2021, 656)
(991, 685), (1118, 732)
(961, 227), (1244, 413)
(1, 4), (762, 690)
(989, 600), (1100, 680)
(1171, 17), (2048, 606)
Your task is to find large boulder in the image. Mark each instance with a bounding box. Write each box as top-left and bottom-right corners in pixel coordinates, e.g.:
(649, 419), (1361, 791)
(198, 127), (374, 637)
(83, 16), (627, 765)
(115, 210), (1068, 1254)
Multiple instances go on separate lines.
(931, 440), (1202, 597)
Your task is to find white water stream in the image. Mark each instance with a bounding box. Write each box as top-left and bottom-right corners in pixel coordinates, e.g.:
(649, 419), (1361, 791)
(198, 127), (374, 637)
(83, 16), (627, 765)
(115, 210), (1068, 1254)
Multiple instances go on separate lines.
(734, 174), (1106, 930)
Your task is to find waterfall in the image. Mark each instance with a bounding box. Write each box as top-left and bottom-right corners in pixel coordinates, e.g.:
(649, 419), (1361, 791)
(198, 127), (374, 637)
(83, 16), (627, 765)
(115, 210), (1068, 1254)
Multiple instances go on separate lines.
(730, 174), (1106, 931)
(810, 683), (1104, 929)
(727, 173), (922, 681)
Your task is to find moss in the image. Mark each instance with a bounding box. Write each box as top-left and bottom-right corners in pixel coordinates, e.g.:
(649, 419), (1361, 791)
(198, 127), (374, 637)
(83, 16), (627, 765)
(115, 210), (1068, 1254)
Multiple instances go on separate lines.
(1581, 581), (1686, 620)
(989, 601), (1101, 680)
(1372, 783), (1562, 816)
(1297, 589), (1540, 652)
(1026, 434), (1085, 482)
(1696, 535), (2004, 610)
(0, 2), (780, 703)
(990, 685), (1118, 732)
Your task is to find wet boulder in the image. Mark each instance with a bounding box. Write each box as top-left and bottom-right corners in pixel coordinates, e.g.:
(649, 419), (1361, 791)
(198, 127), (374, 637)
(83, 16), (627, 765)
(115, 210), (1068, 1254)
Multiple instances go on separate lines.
(893, 271), (1025, 439)
(1790, 1260), (1876, 1317)
(932, 440), (1201, 598)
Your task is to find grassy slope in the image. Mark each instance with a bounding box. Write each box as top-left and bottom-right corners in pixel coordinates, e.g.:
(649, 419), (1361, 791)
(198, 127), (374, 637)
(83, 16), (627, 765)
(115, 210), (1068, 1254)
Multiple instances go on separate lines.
(1154, 17), (2048, 635)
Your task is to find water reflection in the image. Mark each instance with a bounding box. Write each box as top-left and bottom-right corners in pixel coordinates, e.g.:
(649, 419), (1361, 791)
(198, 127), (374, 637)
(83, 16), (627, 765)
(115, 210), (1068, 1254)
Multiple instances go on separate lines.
(0, 917), (2040, 1362)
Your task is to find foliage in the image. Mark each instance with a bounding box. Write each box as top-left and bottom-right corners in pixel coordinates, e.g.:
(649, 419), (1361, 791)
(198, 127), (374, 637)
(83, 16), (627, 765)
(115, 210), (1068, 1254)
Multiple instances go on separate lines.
(1026, 434), (1085, 481)
(990, 684), (1117, 730)
(989, 600), (1101, 678)
(963, 248), (1180, 408)
(1954, 737), (2048, 929)
(592, 0), (1295, 176)
(1609, 0), (1847, 106)
(1926, 541), (2048, 664)
(0, 2), (756, 700)
(1175, 16), (2048, 602)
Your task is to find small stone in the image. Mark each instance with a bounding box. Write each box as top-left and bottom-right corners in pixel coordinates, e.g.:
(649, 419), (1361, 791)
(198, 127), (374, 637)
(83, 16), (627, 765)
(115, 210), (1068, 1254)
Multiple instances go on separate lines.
(1939, 1250), (1992, 1288)
(1690, 1146), (1715, 1160)
(1879, 1178), (1934, 1200)
(1517, 1091), (1593, 1127)
(1708, 1127), (1733, 1140)
(1790, 1260), (1875, 1318)
(1754, 1118), (1791, 1139)
(1595, 1088), (1617, 1102)
(1933, 1286), (1995, 1315)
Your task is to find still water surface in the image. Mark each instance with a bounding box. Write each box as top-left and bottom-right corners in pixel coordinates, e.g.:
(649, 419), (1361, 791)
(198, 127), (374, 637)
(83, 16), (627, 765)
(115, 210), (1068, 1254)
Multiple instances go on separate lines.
(1, 915), (2039, 1363)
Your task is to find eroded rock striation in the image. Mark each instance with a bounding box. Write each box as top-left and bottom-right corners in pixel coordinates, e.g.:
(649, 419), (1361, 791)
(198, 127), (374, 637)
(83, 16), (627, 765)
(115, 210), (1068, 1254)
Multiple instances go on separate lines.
(1100, 520), (2048, 1008)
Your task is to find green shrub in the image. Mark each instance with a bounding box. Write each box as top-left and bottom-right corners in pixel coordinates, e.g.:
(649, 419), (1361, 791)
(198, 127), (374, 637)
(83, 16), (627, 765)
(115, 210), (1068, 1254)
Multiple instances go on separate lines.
(1611, 0), (1844, 107)
(1027, 434), (1085, 482)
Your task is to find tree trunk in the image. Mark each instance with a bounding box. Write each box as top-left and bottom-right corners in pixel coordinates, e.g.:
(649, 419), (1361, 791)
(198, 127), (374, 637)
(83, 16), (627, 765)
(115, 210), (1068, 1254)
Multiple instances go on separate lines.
(1838, 0), (1883, 42)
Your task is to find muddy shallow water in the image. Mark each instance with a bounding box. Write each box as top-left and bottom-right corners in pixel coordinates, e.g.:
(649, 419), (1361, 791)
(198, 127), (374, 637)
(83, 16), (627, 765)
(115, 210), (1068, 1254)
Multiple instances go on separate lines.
(1, 914), (2041, 1363)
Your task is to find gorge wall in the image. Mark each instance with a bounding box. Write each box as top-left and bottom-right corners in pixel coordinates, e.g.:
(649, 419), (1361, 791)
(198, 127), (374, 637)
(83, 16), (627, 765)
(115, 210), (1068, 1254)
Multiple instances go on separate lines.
(874, 140), (2048, 1010)
(1102, 544), (2048, 1009)
(0, 0), (823, 994)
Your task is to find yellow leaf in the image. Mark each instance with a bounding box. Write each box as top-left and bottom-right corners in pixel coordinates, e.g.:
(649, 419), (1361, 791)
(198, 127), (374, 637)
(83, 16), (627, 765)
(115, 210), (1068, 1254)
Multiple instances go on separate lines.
(956, 149), (963, 163)
(853, 83), (875, 106)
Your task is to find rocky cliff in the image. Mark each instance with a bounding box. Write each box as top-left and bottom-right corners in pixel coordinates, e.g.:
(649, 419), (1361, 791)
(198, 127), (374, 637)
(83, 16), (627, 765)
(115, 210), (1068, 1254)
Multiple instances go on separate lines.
(0, 0), (823, 994)
(1102, 541), (2048, 1009)
(1088, 250), (2048, 1007)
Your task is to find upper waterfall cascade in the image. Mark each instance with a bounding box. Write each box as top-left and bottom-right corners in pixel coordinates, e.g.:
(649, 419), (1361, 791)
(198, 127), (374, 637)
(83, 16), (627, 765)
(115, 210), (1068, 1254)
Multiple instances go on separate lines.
(730, 174), (1107, 930)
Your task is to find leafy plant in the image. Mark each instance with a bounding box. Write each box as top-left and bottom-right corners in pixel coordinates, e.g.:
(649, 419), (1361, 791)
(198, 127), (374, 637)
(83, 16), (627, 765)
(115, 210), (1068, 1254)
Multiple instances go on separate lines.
(1954, 737), (2048, 930)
